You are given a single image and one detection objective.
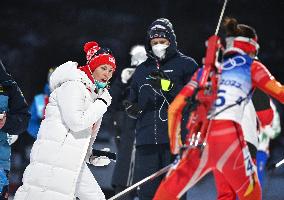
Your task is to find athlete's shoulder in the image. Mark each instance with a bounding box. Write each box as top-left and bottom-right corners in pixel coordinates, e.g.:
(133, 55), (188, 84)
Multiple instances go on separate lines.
(251, 60), (267, 70)
(251, 59), (274, 84)
(251, 60), (272, 75)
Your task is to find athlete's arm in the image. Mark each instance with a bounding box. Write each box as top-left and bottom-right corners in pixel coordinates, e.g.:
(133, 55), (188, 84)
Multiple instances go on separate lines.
(251, 60), (284, 103)
(168, 71), (198, 154)
(252, 88), (274, 127)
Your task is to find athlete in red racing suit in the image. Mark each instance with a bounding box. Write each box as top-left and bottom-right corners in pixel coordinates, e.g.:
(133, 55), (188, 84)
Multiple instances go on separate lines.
(153, 18), (284, 200)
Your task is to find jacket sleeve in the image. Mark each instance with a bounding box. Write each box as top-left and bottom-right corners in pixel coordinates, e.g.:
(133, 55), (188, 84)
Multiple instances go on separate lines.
(56, 81), (108, 133)
(128, 69), (139, 103)
(26, 99), (41, 138)
(252, 88), (273, 127)
(1, 82), (30, 135)
(252, 61), (284, 103)
(168, 70), (199, 154)
(109, 77), (124, 111)
(85, 118), (103, 162)
(165, 57), (198, 99)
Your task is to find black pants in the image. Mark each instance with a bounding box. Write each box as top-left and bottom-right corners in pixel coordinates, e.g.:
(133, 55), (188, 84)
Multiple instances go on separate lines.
(134, 144), (186, 200)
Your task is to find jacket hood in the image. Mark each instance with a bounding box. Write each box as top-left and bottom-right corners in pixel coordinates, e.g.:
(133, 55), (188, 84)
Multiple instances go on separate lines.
(49, 61), (92, 92)
(146, 18), (178, 62)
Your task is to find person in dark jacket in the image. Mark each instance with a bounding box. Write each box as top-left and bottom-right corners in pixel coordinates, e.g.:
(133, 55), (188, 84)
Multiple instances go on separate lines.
(125, 18), (198, 200)
(110, 45), (147, 200)
(27, 67), (54, 139)
(0, 60), (30, 200)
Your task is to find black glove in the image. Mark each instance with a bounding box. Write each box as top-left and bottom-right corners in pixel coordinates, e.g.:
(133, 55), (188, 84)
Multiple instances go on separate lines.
(123, 100), (142, 119)
(147, 69), (174, 91)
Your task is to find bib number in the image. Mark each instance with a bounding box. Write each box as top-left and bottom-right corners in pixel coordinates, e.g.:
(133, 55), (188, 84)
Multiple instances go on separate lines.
(243, 146), (254, 176)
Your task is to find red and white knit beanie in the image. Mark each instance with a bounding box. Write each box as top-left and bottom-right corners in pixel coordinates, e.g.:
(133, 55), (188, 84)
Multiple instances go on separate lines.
(84, 41), (116, 72)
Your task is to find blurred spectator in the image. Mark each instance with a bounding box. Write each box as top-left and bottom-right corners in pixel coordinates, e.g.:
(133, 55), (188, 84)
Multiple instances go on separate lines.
(110, 45), (147, 200)
(9, 67), (55, 195)
(257, 100), (281, 186)
(0, 60), (30, 200)
(126, 18), (198, 200)
(27, 67), (54, 139)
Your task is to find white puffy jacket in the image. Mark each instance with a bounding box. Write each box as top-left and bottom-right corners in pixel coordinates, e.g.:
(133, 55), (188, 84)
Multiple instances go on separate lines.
(14, 61), (108, 200)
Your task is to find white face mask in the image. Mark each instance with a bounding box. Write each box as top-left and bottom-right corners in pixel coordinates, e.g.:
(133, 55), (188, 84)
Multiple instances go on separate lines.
(152, 44), (169, 60)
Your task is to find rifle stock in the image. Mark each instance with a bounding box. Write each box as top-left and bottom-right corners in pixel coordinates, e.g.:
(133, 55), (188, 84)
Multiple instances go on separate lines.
(185, 35), (222, 149)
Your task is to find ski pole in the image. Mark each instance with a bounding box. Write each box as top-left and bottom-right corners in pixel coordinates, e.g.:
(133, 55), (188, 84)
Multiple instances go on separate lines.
(275, 158), (284, 168)
(215, 0), (229, 35)
(268, 157), (284, 170)
(108, 163), (173, 200)
(108, 144), (200, 200)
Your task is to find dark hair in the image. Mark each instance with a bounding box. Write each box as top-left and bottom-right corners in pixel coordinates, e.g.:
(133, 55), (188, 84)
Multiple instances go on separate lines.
(223, 17), (257, 39)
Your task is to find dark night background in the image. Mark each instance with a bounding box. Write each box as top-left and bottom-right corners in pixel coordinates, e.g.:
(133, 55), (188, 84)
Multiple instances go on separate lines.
(1, 0), (284, 103)
(1, 0), (284, 199)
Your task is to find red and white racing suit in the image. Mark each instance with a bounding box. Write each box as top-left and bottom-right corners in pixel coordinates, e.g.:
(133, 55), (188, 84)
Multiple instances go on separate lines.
(213, 90), (274, 200)
(153, 53), (284, 200)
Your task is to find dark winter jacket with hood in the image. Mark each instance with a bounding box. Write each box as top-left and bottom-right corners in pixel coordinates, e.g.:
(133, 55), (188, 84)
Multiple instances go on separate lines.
(0, 60), (30, 170)
(128, 18), (198, 146)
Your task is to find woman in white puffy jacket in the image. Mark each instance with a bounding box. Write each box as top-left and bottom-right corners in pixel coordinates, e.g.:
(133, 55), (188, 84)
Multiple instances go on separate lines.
(14, 41), (116, 200)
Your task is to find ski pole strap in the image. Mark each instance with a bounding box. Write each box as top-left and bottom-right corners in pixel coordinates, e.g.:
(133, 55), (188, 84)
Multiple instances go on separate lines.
(92, 149), (116, 161)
